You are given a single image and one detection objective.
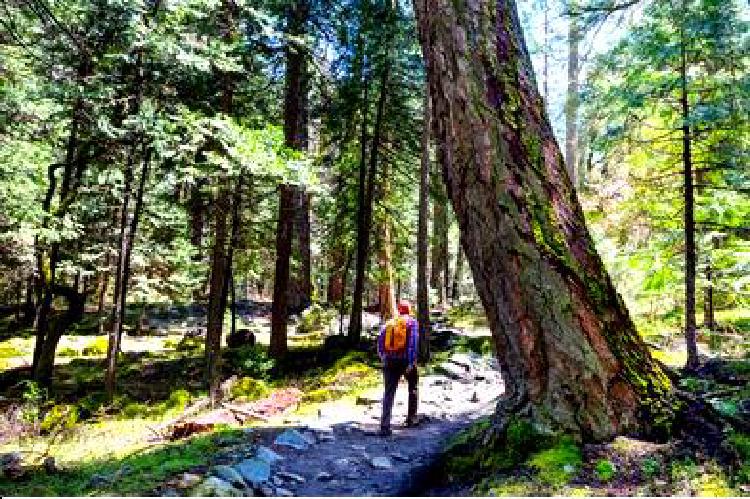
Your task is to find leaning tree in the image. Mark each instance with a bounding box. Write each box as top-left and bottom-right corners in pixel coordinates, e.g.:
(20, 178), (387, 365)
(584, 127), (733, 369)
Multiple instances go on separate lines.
(412, 0), (676, 441)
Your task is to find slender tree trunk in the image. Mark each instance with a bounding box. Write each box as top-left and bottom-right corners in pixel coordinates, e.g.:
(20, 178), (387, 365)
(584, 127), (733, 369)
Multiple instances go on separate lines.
(413, 0), (674, 440)
(272, 0), (310, 347)
(565, 1), (580, 187)
(431, 170), (448, 307)
(205, 0), (237, 401)
(378, 218), (397, 321)
(452, 236), (464, 303)
(680, 5), (698, 371)
(33, 57), (89, 383)
(271, 185), (294, 358)
(417, 91), (432, 360)
(349, 78), (371, 344)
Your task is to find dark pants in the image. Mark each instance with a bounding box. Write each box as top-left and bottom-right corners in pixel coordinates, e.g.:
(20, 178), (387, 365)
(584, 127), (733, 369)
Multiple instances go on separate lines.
(380, 358), (418, 431)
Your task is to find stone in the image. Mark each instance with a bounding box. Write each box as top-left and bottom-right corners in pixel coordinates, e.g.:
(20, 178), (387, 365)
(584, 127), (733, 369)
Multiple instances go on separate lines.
(654, 479), (668, 487)
(318, 433), (335, 442)
(370, 456), (393, 469)
(235, 458), (271, 488)
(1, 452), (23, 479)
(256, 445), (284, 464)
(87, 473), (112, 488)
(212, 465), (247, 489)
(191, 477), (245, 497)
(316, 471), (333, 481)
(334, 458), (354, 468)
(350, 444), (366, 451)
(276, 487), (294, 496)
(390, 452), (409, 463)
(563, 464), (576, 474)
(277, 471), (306, 483)
(274, 429), (314, 450)
(175, 472), (203, 489)
(257, 484), (275, 497)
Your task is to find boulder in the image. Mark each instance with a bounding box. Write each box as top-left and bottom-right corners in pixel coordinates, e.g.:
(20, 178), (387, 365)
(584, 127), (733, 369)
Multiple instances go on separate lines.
(255, 445), (284, 464)
(211, 465), (247, 489)
(369, 456), (393, 469)
(191, 476), (245, 497)
(235, 458), (271, 488)
(274, 429), (314, 450)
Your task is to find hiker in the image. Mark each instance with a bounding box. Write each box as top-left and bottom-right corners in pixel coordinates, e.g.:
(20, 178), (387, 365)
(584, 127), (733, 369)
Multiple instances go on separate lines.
(377, 299), (419, 436)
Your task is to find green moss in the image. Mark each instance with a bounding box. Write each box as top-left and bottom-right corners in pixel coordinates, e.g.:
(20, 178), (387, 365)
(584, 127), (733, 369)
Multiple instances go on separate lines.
(82, 337), (108, 356)
(594, 458), (616, 482)
(527, 436), (582, 487)
(229, 377), (269, 401)
(163, 338), (179, 349)
(40, 404), (79, 433)
(0, 344), (24, 357)
(58, 347), (80, 357)
(176, 336), (203, 352)
(443, 416), (543, 479)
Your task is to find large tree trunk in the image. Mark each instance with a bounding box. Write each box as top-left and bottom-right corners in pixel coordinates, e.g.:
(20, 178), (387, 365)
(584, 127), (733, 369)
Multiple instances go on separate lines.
(289, 187), (312, 313)
(414, 0), (674, 441)
(417, 91), (432, 360)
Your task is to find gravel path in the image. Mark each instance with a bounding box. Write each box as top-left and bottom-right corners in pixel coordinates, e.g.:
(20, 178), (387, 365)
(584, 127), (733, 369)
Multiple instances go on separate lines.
(176, 351), (504, 497)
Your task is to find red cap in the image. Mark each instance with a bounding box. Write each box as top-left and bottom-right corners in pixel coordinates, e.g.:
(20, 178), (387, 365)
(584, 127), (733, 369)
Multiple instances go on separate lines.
(397, 300), (412, 316)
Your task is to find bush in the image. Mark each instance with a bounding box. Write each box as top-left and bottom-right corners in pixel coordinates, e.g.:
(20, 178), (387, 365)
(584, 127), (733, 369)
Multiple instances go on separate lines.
(297, 305), (336, 335)
(82, 337), (109, 356)
(176, 336), (203, 352)
(163, 338), (179, 349)
(164, 389), (191, 411)
(58, 347), (80, 357)
(594, 459), (616, 482)
(229, 377), (270, 401)
(641, 456), (662, 478)
(40, 404), (79, 434)
(226, 345), (275, 378)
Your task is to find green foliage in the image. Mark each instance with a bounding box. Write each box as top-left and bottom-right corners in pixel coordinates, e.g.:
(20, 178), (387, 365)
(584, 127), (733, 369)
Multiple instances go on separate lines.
(228, 377), (269, 401)
(641, 456), (662, 478)
(176, 336), (203, 353)
(225, 345), (275, 379)
(40, 404), (79, 434)
(58, 347), (81, 357)
(296, 305), (336, 335)
(82, 337), (108, 356)
(593, 459), (616, 482)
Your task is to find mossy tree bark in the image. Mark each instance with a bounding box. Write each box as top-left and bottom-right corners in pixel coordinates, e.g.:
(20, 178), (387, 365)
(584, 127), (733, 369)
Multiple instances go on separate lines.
(413, 0), (675, 441)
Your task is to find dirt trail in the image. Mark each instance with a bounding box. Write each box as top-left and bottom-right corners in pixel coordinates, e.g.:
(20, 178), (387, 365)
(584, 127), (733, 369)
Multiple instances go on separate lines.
(167, 351), (504, 497)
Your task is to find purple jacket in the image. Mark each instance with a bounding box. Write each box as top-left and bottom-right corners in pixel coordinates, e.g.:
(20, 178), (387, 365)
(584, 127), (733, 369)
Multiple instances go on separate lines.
(377, 316), (419, 366)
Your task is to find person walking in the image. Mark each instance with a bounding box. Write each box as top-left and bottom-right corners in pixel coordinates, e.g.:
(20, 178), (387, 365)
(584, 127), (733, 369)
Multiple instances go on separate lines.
(377, 299), (419, 436)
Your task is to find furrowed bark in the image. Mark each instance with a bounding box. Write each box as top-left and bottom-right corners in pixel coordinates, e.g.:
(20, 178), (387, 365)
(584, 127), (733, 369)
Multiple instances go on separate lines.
(413, 0), (675, 441)
(417, 91), (431, 360)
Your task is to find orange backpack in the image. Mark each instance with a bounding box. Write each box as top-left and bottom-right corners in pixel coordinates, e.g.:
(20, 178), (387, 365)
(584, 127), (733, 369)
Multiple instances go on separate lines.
(384, 317), (409, 354)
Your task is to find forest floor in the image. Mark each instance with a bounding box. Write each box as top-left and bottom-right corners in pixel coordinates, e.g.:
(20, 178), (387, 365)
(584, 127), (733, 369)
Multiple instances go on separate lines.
(0, 305), (748, 496)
